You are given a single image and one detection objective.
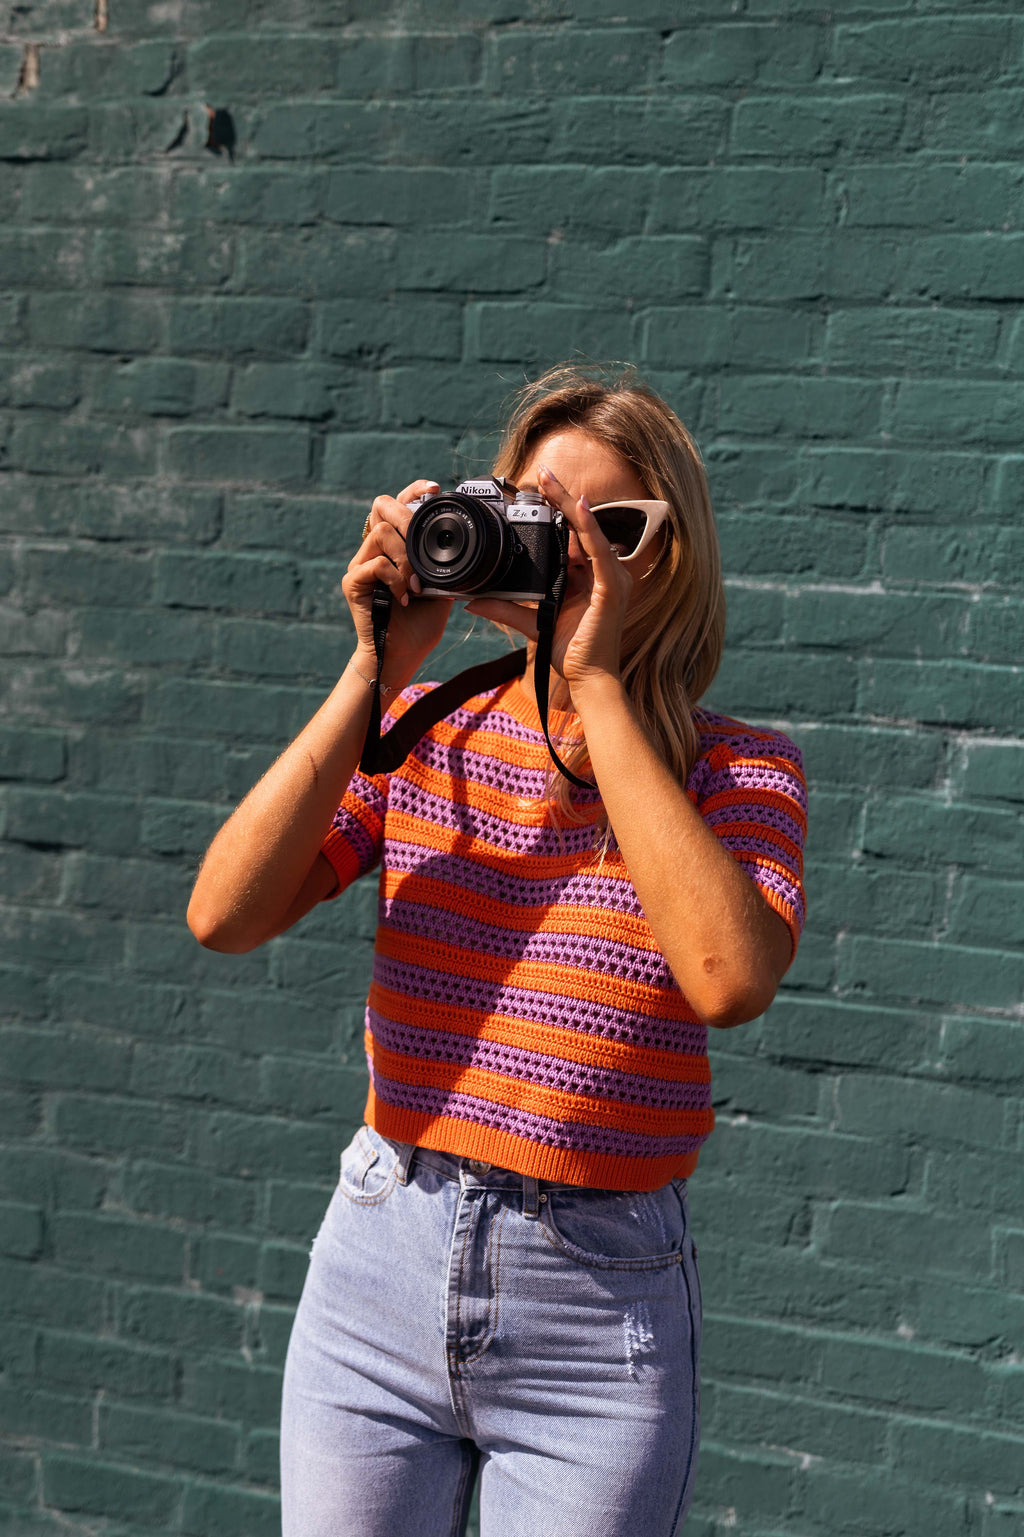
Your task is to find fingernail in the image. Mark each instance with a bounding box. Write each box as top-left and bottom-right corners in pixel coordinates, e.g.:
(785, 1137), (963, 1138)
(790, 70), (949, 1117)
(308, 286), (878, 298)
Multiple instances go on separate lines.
(401, 592), (409, 607)
(538, 465), (552, 478)
(580, 495), (591, 512)
(409, 573), (422, 594)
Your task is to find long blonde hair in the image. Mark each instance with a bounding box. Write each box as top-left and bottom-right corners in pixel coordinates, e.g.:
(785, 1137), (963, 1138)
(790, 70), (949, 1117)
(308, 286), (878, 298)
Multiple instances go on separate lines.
(491, 362), (726, 826)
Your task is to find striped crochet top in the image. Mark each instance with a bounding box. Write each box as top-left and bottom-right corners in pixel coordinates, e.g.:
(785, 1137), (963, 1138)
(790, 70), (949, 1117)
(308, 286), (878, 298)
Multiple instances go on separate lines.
(321, 675), (807, 1191)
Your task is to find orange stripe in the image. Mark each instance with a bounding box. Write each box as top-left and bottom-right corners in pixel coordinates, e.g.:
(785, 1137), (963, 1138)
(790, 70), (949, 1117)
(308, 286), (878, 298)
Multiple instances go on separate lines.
(385, 809), (632, 882)
(320, 827), (361, 892)
(703, 783), (807, 833)
(375, 927), (694, 1019)
(427, 712), (578, 774)
(367, 1033), (713, 1137)
(400, 753), (571, 829)
(365, 1089), (704, 1190)
(368, 982), (707, 1081)
(711, 817), (804, 869)
(381, 868), (658, 951)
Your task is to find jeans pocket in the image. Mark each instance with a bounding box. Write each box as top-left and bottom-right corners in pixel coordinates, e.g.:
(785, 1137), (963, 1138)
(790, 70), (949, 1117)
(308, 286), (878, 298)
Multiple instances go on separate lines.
(337, 1124), (399, 1206)
(541, 1182), (687, 1271)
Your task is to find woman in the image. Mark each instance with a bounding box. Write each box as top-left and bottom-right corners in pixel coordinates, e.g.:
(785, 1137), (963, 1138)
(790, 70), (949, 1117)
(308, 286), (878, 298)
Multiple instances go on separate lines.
(187, 363), (808, 1536)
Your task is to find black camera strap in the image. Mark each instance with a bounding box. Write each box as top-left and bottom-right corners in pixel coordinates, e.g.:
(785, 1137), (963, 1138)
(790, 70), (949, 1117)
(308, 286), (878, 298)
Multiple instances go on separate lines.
(358, 512), (596, 791)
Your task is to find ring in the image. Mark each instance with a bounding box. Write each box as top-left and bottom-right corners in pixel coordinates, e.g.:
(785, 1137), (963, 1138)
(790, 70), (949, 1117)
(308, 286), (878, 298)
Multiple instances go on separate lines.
(362, 514), (373, 540)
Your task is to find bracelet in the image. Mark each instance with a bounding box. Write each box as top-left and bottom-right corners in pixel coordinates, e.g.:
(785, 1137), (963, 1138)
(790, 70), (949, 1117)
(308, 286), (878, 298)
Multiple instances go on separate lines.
(348, 660), (394, 695)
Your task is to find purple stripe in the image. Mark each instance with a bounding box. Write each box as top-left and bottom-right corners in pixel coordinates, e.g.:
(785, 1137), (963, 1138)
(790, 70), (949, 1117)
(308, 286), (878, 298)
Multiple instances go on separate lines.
(369, 1066), (707, 1160)
(381, 896), (676, 989)
(369, 1011), (710, 1111)
(371, 955), (707, 1054)
(330, 814), (379, 876)
(384, 843), (645, 916)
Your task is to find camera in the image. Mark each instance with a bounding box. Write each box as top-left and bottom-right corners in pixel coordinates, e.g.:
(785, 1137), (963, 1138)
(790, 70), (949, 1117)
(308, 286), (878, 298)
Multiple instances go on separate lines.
(406, 477), (564, 602)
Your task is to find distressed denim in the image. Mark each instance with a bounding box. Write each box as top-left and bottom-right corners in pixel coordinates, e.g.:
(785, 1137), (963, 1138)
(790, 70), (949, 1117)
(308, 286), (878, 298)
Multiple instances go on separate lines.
(280, 1122), (702, 1537)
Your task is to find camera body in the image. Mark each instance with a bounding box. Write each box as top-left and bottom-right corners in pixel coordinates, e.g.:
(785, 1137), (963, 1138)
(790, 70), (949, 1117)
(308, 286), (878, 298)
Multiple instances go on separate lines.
(406, 477), (563, 601)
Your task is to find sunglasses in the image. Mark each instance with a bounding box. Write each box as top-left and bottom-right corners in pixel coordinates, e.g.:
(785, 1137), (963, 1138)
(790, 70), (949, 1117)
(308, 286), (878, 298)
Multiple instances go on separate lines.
(587, 500), (671, 566)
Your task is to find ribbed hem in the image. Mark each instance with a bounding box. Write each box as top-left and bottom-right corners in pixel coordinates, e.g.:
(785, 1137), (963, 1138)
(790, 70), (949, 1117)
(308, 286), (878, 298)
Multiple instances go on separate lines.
(320, 827), (362, 898)
(365, 1085), (703, 1192)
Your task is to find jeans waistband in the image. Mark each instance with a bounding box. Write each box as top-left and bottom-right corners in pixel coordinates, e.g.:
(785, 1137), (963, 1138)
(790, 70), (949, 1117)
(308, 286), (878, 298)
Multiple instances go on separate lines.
(379, 1135), (583, 1220)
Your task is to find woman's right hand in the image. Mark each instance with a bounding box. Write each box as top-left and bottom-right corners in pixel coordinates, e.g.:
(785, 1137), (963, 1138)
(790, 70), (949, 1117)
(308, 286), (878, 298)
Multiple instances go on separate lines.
(341, 479), (455, 691)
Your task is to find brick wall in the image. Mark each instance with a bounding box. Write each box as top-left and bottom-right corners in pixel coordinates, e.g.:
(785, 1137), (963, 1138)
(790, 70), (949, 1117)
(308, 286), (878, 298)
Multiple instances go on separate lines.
(1, 3), (1023, 1533)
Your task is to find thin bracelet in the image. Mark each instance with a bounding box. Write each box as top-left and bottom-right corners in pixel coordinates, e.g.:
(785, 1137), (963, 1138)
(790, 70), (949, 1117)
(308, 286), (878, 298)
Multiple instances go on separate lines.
(347, 660), (395, 695)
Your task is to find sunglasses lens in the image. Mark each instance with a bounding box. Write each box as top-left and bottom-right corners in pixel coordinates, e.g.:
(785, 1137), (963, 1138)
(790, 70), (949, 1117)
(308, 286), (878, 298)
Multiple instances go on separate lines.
(592, 506), (647, 556)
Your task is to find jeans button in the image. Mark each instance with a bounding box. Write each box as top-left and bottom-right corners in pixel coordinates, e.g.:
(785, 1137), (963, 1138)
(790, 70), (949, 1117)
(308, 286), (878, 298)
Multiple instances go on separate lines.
(466, 1158), (491, 1174)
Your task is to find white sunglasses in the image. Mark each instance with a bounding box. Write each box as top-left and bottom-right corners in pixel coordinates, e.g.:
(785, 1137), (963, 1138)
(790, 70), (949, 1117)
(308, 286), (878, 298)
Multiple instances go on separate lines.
(587, 500), (671, 566)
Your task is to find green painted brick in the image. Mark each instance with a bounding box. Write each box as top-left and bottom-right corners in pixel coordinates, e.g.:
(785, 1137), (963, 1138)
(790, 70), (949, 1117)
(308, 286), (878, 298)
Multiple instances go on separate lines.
(52, 1212), (185, 1283)
(174, 166), (325, 229)
(834, 18), (1013, 84)
(490, 166), (650, 235)
(181, 1479), (280, 1537)
(258, 1240), (309, 1300)
(91, 359), (230, 418)
(762, 995), (934, 1077)
(23, 165), (165, 226)
(718, 375), (883, 441)
(653, 166), (827, 233)
(958, 742), (1024, 804)
(552, 96), (727, 166)
(317, 296), (463, 361)
(196, 1232), (261, 1295)
(42, 1454), (180, 1526)
(322, 429), (453, 492)
(119, 1286), (246, 1352)
(800, 1466), (973, 1537)
(729, 92), (905, 159)
(883, 524), (1024, 587)
(237, 227), (395, 298)
(0, 104), (89, 161)
(799, 447), (987, 517)
(824, 307), (1000, 373)
(787, 589), (969, 657)
(73, 607), (213, 667)
(164, 427), (312, 487)
(890, 1419), (1024, 1497)
(469, 300), (635, 364)
(903, 232), (1024, 302)
(189, 34), (339, 100)
(948, 876), (1024, 950)
(489, 28), (658, 94)
(832, 1071), (1006, 1151)
(838, 934), (1024, 1012)
(10, 420), (156, 480)
(154, 551), (299, 614)
(170, 297), (309, 359)
(663, 23), (824, 88)
(840, 163), (1024, 229)
(99, 1403), (239, 1476)
(122, 1160), (256, 1228)
(0, 1202), (43, 1261)
(37, 1329), (175, 1401)
(54, 1094), (188, 1157)
(857, 658), (1021, 732)
(265, 1180), (335, 1241)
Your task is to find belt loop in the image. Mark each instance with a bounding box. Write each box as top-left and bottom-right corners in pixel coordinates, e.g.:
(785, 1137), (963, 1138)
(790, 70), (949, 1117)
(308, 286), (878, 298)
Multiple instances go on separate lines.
(393, 1141), (417, 1186)
(522, 1174), (540, 1219)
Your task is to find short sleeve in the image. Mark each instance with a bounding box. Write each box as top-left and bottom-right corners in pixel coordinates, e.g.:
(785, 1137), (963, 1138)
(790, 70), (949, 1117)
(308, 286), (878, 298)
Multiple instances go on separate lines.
(319, 684), (432, 897)
(690, 724), (808, 960)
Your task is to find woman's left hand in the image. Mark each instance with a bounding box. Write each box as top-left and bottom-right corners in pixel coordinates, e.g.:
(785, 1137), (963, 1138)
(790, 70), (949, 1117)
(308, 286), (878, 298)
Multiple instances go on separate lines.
(465, 465), (634, 697)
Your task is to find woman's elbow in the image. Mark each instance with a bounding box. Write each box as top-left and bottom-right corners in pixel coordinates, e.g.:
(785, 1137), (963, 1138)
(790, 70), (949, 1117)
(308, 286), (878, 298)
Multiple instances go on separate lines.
(186, 898), (263, 954)
(691, 966), (780, 1030)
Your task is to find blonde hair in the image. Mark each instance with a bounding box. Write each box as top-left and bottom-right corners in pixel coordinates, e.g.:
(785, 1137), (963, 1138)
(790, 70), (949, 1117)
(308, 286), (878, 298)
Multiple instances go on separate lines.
(491, 362), (726, 828)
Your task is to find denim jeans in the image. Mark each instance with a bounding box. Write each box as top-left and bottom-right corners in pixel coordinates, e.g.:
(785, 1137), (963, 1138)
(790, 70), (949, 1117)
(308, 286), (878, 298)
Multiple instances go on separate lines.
(280, 1122), (702, 1536)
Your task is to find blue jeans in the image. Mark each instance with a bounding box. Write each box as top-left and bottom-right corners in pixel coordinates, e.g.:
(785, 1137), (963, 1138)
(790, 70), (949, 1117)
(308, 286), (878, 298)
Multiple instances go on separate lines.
(280, 1123), (703, 1536)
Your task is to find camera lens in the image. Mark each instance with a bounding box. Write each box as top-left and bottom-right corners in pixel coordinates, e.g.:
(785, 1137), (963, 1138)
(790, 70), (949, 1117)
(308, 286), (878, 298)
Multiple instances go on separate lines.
(407, 493), (510, 593)
(423, 515), (467, 565)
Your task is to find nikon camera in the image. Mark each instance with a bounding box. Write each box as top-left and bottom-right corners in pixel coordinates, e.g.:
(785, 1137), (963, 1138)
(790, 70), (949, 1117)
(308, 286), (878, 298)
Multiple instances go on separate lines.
(405, 477), (564, 602)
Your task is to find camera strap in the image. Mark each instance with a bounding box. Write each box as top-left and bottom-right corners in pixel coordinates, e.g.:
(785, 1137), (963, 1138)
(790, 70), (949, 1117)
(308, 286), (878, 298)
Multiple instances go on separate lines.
(358, 511), (597, 791)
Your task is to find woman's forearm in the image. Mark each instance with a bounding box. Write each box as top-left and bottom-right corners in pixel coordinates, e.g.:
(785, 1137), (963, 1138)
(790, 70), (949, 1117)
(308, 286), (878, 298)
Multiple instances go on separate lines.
(573, 675), (790, 1028)
(186, 652), (384, 953)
